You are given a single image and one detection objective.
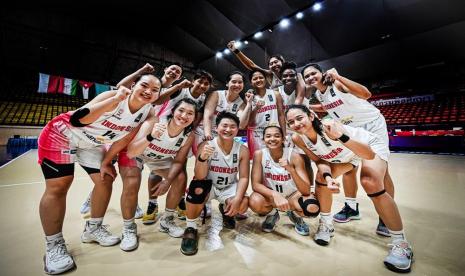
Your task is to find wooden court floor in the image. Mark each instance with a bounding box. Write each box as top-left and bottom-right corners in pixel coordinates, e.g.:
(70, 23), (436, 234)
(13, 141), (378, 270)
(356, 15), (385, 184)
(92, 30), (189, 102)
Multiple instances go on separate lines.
(0, 150), (464, 275)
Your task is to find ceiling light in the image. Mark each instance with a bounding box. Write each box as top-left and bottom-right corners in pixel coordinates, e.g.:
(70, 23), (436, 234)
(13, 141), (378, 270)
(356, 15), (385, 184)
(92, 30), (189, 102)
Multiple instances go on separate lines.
(244, 40), (249, 45)
(235, 41), (242, 48)
(254, 31), (263, 39)
(296, 12), (304, 19)
(216, 52), (223, 58)
(312, 2), (322, 11)
(223, 49), (231, 55)
(279, 18), (290, 28)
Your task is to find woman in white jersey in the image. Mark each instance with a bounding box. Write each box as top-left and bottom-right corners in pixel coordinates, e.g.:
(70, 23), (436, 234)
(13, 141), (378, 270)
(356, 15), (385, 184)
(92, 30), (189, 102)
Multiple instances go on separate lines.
(245, 70), (286, 157)
(303, 63), (394, 237)
(100, 98), (197, 251)
(286, 105), (413, 273)
(180, 111), (249, 256)
(249, 125), (320, 236)
(38, 74), (161, 274)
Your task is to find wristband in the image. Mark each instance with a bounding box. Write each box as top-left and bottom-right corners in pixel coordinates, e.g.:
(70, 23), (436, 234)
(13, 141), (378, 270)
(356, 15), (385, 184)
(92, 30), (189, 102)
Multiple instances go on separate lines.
(146, 133), (155, 142)
(197, 155), (208, 162)
(338, 133), (350, 143)
(233, 49), (240, 54)
(322, 172), (332, 179)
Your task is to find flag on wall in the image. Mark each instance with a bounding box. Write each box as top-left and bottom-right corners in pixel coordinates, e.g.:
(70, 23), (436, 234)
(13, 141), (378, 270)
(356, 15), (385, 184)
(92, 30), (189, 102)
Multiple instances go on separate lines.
(38, 73), (49, 93)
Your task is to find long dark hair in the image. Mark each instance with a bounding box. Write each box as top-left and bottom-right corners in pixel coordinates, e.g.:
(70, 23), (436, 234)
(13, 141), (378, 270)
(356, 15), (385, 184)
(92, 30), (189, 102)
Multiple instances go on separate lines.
(167, 98), (198, 135)
(285, 104), (323, 136)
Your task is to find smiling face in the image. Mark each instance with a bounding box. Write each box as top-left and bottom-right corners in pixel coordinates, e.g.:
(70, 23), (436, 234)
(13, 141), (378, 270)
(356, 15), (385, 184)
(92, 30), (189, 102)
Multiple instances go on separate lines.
(131, 75), (161, 104)
(286, 108), (314, 134)
(171, 102), (196, 128)
(226, 74), (244, 94)
(281, 68), (297, 87)
(303, 66), (323, 88)
(251, 71), (266, 89)
(268, 57), (283, 73)
(191, 76), (211, 95)
(263, 126), (284, 149)
(216, 118), (238, 140)
(164, 65), (182, 81)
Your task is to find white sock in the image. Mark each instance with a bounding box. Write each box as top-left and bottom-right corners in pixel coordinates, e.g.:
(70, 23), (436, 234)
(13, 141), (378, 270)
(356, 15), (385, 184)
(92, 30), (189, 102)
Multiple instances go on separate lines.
(320, 212), (333, 225)
(345, 197), (357, 210)
(88, 217), (103, 229)
(389, 229), (407, 243)
(186, 218), (198, 229)
(123, 218), (135, 227)
(45, 232), (63, 243)
(149, 198), (158, 205)
(164, 208), (175, 219)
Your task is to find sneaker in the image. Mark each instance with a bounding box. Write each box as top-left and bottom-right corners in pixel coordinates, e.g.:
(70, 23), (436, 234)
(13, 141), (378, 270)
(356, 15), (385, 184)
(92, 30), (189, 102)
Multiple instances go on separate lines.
(262, 211), (280, 233)
(44, 239), (75, 275)
(333, 203), (361, 223)
(81, 221), (120, 246)
(287, 211), (310, 236)
(384, 240), (414, 273)
(314, 220), (335, 246)
(159, 215), (184, 238)
(120, 223), (138, 251)
(80, 193), (91, 217)
(142, 202), (158, 225)
(376, 218), (391, 237)
(200, 202), (212, 219)
(134, 205), (144, 219)
(180, 227), (199, 256)
(235, 212), (248, 220)
(219, 203), (236, 229)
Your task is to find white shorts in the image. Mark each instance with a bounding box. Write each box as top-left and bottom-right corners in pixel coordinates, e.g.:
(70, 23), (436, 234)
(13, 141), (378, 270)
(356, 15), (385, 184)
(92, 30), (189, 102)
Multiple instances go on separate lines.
(75, 145), (107, 169)
(141, 157), (174, 171)
(208, 183), (237, 204)
(358, 115), (390, 162)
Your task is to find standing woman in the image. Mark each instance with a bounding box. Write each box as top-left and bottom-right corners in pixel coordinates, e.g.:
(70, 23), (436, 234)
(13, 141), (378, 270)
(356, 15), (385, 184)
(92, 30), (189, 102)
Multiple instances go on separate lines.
(249, 125), (319, 235)
(303, 63), (394, 236)
(38, 74), (161, 274)
(286, 105), (413, 273)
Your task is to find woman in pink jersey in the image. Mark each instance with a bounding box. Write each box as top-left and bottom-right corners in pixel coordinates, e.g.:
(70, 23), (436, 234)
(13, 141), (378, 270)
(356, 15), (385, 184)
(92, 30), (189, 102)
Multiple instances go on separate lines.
(38, 73), (161, 275)
(286, 105), (413, 273)
(249, 125), (319, 236)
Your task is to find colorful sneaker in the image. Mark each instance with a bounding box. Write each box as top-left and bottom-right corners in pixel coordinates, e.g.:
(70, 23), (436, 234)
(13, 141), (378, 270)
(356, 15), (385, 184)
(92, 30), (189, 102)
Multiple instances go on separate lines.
(333, 203), (361, 223)
(384, 240), (414, 273)
(80, 193), (91, 218)
(219, 203), (236, 229)
(376, 218), (391, 237)
(314, 220), (335, 246)
(120, 223), (138, 251)
(44, 238), (75, 275)
(134, 205), (144, 219)
(81, 221), (120, 246)
(159, 215), (184, 238)
(142, 202), (158, 225)
(262, 211), (280, 233)
(180, 227), (199, 256)
(200, 202), (212, 219)
(287, 211), (310, 236)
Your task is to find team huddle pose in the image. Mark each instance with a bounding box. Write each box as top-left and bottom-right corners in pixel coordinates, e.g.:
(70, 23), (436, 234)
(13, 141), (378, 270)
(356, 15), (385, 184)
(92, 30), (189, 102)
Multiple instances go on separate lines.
(37, 40), (413, 275)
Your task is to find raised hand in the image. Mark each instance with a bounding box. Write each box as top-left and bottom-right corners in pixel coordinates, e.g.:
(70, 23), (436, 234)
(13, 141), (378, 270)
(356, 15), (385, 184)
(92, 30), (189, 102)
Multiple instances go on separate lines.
(151, 123), (167, 139)
(114, 86), (132, 101)
(199, 143), (215, 161)
(322, 119), (346, 140)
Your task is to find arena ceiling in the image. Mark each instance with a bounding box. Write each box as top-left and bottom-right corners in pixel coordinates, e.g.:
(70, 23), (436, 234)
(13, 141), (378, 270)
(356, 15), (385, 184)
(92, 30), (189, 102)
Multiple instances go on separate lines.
(3, 0), (465, 84)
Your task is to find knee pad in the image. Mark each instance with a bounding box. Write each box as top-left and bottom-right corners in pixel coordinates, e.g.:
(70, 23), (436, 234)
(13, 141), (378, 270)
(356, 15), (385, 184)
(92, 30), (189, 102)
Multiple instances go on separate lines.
(298, 197), (320, 217)
(186, 179), (212, 204)
(367, 189), (386, 198)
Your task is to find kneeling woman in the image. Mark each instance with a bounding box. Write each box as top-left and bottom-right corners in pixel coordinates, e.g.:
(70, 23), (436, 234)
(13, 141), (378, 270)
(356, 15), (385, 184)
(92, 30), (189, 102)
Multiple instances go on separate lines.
(249, 125), (319, 236)
(101, 98), (197, 251)
(286, 105), (413, 273)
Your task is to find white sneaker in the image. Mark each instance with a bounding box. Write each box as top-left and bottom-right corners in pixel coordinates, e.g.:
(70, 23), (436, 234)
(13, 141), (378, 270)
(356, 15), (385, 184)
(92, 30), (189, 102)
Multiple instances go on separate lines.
(159, 215), (184, 238)
(120, 223), (138, 251)
(81, 221), (120, 246)
(44, 239), (75, 275)
(384, 240), (414, 273)
(80, 193), (91, 216)
(314, 220), (335, 246)
(135, 205), (144, 219)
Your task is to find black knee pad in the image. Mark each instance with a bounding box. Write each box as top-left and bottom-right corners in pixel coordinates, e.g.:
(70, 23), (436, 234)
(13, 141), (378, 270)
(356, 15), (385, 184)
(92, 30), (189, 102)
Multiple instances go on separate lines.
(298, 197), (320, 217)
(367, 189), (386, 198)
(186, 179), (212, 204)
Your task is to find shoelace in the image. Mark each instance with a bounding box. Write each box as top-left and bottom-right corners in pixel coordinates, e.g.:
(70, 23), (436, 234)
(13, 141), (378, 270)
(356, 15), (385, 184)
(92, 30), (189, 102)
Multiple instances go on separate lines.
(388, 243), (410, 258)
(318, 222), (332, 233)
(92, 224), (113, 239)
(48, 240), (69, 261)
(122, 226), (137, 239)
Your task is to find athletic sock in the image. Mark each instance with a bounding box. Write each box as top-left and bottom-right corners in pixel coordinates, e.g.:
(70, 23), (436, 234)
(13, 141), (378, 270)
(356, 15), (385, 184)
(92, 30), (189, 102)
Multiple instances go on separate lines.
(345, 197), (357, 210)
(186, 217), (199, 229)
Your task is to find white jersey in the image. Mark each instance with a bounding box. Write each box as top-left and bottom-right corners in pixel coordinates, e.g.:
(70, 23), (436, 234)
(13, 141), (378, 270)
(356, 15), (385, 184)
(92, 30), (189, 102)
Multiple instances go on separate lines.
(261, 148), (297, 197)
(315, 85), (380, 127)
(278, 86), (311, 108)
(160, 88), (206, 119)
(299, 124), (377, 165)
(212, 90), (244, 129)
(207, 137), (242, 189)
(251, 89), (279, 130)
(270, 73), (282, 89)
(69, 97), (151, 148)
(140, 118), (189, 161)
